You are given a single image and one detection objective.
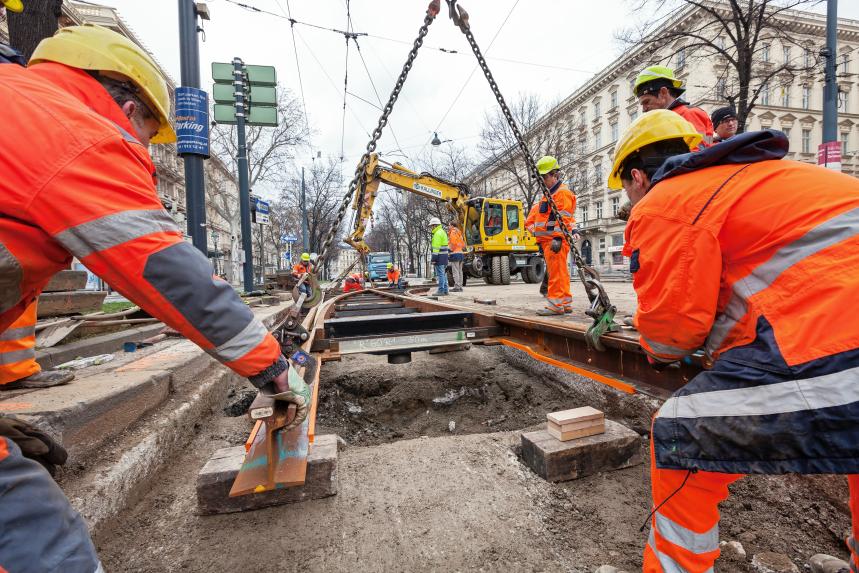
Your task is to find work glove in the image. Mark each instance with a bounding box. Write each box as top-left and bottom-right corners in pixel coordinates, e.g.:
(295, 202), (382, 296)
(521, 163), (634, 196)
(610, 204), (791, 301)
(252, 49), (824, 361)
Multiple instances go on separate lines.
(0, 415), (68, 476)
(260, 364), (312, 430)
(550, 237), (563, 253)
(647, 354), (678, 372)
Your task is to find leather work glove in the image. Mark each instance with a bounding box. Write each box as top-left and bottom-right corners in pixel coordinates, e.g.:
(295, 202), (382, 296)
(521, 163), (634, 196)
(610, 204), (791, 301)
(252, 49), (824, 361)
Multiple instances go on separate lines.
(0, 415), (68, 476)
(550, 237), (563, 253)
(261, 364), (312, 430)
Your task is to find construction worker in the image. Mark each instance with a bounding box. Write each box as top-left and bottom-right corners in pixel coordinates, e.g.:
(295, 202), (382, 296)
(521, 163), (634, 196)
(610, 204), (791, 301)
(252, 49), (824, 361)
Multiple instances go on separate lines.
(0, 25), (309, 571)
(448, 220), (466, 292)
(710, 106), (738, 143)
(525, 156), (577, 316)
(343, 273), (364, 293)
(292, 252), (313, 296)
(608, 109), (859, 572)
(633, 65), (714, 146)
(429, 216), (449, 296)
(386, 262), (401, 288)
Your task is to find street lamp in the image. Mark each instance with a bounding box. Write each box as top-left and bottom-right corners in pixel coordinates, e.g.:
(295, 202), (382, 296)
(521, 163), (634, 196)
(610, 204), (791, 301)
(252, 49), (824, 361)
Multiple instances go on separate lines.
(431, 132), (453, 146)
(211, 230), (220, 275)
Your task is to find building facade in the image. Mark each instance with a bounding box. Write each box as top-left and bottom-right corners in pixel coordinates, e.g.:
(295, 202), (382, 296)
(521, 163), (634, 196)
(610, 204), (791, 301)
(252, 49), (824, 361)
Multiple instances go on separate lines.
(469, 2), (859, 271)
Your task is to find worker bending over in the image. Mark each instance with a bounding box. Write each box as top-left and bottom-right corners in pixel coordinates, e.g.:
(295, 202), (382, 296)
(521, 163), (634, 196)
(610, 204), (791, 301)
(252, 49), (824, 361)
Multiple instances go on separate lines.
(608, 109), (859, 572)
(525, 156), (577, 316)
(0, 25), (309, 572)
(343, 273), (364, 293)
(634, 66), (714, 146)
(429, 217), (449, 296)
(386, 263), (401, 288)
(448, 221), (465, 292)
(292, 252), (313, 296)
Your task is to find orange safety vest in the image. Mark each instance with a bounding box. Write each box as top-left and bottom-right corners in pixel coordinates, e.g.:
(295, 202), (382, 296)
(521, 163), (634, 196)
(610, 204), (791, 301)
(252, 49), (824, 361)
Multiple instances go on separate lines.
(448, 227), (465, 253)
(669, 100), (714, 147)
(525, 182), (576, 244)
(386, 268), (400, 283)
(0, 63), (283, 384)
(623, 130), (859, 475)
(292, 261), (311, 276)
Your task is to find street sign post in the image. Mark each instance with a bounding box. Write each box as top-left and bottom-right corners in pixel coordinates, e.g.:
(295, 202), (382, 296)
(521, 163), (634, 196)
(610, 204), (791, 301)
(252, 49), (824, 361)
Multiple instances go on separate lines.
(252, 197), (270, 225)
(818, 141), (842, 171)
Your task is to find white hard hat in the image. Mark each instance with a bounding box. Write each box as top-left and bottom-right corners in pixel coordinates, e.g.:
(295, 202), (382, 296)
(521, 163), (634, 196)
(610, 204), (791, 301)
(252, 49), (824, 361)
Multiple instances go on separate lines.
(428, 216), (442, 227)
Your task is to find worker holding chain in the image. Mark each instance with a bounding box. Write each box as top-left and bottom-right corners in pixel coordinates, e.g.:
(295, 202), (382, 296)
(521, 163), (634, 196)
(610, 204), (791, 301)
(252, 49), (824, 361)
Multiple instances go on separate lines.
(608, 109), (859, 572)
(525, 156), (578, 316)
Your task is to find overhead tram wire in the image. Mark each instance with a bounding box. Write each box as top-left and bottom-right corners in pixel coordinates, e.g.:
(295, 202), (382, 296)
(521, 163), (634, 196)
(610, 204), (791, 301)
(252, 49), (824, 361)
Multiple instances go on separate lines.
(275, 0), (310, 133)
(340, 0), (352, 161)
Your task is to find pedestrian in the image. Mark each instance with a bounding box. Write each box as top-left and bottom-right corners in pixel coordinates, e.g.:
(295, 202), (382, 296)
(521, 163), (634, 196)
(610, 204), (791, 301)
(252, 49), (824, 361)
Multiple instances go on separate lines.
(292, 252), (313, 296)
(429, 216), (449, 296)
(386, 262), (401, 288)
(633, 65), (714, 146)
(448, 220), (466, 292)
(0, 25), (309, 572)
(525, 156), (577, 316)
(710, 106), (738, 143)
(608, 109), (859, 572)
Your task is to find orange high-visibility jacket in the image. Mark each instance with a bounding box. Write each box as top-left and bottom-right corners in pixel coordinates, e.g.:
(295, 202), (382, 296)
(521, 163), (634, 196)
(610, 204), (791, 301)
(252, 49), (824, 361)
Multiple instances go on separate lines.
(292, 261), (311, 277)
(669, 99), (714, 147)
(623, 130), (859, 475)
(0, 63), (285, 386)
(448, 227), (465, 253)
(386, 268), (400, 283)
(525, 182), (576, 245)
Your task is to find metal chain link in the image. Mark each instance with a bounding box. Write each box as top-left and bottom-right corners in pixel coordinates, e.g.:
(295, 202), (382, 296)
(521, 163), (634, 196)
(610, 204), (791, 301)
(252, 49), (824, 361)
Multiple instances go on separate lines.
(446, 0), (615, 323)
(315, 0), (442, 269)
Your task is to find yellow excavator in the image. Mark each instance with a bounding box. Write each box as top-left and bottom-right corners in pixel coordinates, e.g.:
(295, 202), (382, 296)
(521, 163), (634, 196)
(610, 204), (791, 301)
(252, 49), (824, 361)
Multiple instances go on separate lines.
(345, 153), (545, 285)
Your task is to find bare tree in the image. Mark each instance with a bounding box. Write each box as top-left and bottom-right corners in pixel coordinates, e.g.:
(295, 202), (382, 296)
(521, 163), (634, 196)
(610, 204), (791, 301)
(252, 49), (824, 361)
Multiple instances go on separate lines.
(476, 93), (566, 211)
(618, 0), (823, 131)
(6, 0), (61, 61)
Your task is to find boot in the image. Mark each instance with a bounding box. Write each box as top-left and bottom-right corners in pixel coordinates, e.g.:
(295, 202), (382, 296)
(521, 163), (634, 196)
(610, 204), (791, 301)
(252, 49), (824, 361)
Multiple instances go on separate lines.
(431, 290), (448, 297)
(536, 308), (563, 316)
(2, 369), (75, 390)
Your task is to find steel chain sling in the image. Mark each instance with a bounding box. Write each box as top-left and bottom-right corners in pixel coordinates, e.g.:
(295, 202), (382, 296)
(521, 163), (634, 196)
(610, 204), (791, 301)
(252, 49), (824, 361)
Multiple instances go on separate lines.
(445, 0), (618, 350)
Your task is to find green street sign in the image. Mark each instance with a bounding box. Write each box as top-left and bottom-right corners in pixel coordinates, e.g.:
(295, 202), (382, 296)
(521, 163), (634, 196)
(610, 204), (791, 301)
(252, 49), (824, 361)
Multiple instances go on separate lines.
(213, 104), (278, 127)
(212, 62), (235, 84)
(245, 64), (277, 86)
(212, 83), (236, 104)
(248, 85), (277, 106)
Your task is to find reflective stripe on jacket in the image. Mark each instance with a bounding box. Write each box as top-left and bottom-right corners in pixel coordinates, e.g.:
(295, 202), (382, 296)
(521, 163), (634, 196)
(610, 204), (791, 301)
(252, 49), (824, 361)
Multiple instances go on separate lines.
(0, 62), (283, 387)
(524, 182), (576, 244)
(623, 130), (859, 474)
(431, 225), (449, 254)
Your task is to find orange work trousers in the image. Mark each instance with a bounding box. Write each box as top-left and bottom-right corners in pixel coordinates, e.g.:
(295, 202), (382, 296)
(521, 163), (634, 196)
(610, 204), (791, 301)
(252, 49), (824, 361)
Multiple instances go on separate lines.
(541, 241), (571, 314)
(0, 301), (40, 385)
(644, 441), (859, 572)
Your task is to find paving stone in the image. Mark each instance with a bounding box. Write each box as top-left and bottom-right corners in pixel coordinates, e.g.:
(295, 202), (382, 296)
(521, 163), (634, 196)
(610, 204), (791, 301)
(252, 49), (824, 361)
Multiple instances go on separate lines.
(37, 290), (107, 317)
(43, 270), (88, 292)
(196, 434), (339, 514)
(752, 552), (800, 573)
(520, 419), (642, 482)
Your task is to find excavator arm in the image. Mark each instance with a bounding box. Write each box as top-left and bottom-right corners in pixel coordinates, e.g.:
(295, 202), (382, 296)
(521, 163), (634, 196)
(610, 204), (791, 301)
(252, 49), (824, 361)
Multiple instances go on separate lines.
(345, 153), (469, 253)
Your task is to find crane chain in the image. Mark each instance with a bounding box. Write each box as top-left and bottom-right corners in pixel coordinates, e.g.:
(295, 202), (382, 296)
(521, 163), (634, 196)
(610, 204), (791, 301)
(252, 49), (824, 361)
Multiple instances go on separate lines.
(446, 0), (617, 349)
(315, 0), (442, 270)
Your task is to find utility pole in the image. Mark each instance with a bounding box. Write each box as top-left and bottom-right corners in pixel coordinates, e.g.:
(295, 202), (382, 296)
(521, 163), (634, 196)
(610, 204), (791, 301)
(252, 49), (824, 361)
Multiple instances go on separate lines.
(178, 0), (207, 254)
(301, 166), (310, 252)
(233, 57), (255, 293)
(822, 0), (838, 144)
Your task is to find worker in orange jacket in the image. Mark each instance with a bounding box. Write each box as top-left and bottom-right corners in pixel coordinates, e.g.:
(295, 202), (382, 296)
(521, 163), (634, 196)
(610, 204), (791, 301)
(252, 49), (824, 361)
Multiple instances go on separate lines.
(386, 263), (401, 287)
(292, 252), (313, 296)
(0, 25), (309, 572)
(447, 221), (466, 292)
(343, 273), (364, 293)
(634, 66), (714, 147)
(525, 156), (577, 316)
(608, 109), (859, 572)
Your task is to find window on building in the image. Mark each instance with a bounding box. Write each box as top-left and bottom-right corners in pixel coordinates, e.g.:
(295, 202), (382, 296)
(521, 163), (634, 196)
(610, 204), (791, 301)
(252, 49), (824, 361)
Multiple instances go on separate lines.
(610, 90), (618, 109)
(610, 120), (619, 142)
(781, 85), (790, 107)
(842, 131), (850, 156)
(611, 196), (620, 216)
(802, 85), (810, 109)
(579, 110), (586, 125)
(842, 54), (849, 75)
(677, 47), (686, 69)
(595, 128), (602, 149)
(717, 36), (725, 50)
(783, 46), (791, 65)
(802, 128), (811, 153)
(629, 77), (636, 95)
(611, 234), (624, 247)
(594, 100), (601, 118)
(783, 126), (791, 140)
(760, 82), (770, 106)
(582, 206), (589, 224)
(717, 78), (727, 99)
(838, 89), (848, 112)
(596, 201), (603, 219)
(578, 136), (587, 154)
(629, 107), (638, 121)
(599, 237), (606, 249)
(594, 162), (603, 185)
(762, 43), (770, 63)
(804, 47), (813, 68)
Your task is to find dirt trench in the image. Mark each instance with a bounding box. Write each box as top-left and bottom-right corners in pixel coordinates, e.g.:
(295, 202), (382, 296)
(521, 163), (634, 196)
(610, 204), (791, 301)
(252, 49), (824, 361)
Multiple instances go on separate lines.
(94, 345), (853, 572)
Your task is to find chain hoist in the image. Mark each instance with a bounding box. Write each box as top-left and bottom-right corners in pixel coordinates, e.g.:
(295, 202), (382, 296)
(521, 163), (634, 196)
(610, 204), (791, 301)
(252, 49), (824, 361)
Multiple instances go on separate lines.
(445, 0), (617, 350)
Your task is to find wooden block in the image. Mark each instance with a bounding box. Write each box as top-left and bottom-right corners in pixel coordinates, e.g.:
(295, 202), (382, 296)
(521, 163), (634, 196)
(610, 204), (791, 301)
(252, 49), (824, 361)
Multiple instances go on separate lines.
(37, 291), (107, 317)
(547, 418), (602, 433)
(521, 420), (642, 482)
(547, 420), (605, 441)
(547, 406), (603, 426)
(43, 270), (88, 292)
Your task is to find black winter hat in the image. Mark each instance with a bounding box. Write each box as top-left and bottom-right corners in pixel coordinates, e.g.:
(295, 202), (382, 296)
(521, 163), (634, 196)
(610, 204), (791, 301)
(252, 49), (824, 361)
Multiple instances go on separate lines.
(711, 106), (737, 127)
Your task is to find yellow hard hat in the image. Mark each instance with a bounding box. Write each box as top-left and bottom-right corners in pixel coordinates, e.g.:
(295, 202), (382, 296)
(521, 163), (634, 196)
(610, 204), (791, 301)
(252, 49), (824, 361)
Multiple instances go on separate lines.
(607, 110), (701, 190)
(536, 155), (560, 175)
(633, 65), (684, 97)
(30, 25), (176, 144)
(300, 252), (310, 261)
(3, 0), (23, 13)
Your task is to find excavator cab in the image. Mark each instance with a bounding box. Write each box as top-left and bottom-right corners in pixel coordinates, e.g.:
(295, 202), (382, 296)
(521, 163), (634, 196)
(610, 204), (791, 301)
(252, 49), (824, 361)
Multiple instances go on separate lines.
(463, 198), (534, 253)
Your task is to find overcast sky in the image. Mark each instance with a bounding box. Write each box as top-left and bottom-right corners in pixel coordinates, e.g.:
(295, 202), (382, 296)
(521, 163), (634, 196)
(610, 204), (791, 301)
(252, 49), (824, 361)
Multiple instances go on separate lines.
(101, 0), (859, 196)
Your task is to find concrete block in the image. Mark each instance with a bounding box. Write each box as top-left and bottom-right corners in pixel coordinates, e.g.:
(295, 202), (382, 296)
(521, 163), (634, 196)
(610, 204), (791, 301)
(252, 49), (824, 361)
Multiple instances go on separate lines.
(37, 290), (107, 317)
(43, 270), (88, 292)
(521, 419), (642, 482)
(196, 434), (339, 515)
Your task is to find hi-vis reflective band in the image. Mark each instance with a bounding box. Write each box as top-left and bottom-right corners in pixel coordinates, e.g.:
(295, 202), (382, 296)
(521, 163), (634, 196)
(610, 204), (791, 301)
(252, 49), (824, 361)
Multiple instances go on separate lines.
(54, 209), (180, 258)
(0, 242), (22, 314)
(655, 512), (719, 555)
(706, 206), (859, 354)
(0, 326), (35, 341)
(0, 347), (35, 365)
(642, 335), (693, 359)
(647, 529), (714, 573)
(208, 319), (268, 363)
(658, 364), (859, 420)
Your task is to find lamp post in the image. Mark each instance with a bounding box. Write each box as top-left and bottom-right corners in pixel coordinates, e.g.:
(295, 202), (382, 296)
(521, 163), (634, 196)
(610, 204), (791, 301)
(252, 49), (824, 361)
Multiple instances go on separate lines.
(211, 230), (220, 276)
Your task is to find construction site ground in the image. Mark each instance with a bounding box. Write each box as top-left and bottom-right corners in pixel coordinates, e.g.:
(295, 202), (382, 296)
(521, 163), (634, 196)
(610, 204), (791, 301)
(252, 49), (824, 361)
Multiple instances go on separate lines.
(81, 281), (852, 572)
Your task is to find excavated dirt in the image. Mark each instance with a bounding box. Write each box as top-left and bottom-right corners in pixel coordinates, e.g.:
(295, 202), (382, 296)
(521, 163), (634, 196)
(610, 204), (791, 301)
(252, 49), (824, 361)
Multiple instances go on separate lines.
(94, 346), (853, 572)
